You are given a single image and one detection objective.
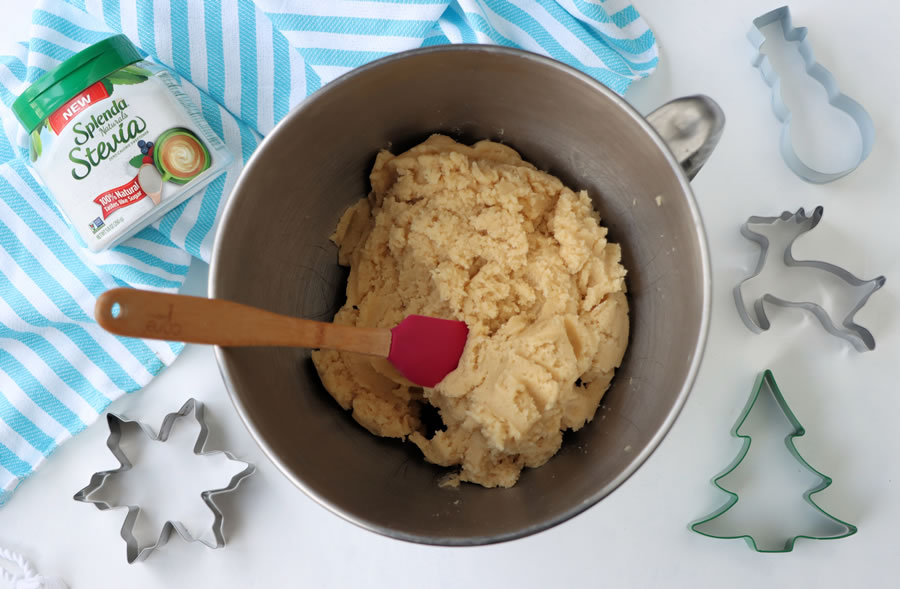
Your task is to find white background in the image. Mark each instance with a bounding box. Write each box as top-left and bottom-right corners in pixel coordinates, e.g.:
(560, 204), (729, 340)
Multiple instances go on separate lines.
(1, 0), (899, 587)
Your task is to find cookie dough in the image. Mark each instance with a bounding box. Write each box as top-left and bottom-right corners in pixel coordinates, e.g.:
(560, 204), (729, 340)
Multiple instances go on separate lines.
(311, 135), (629, 488)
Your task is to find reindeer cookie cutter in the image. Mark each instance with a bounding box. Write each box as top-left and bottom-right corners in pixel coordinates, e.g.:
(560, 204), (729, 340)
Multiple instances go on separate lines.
(749, 6), (875, 183)
(733, 206), (885, 351)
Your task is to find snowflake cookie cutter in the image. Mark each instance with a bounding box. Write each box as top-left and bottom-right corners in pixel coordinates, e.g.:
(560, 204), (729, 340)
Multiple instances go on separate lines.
(749, 6), (875, 183)
(733, 206), (885, 351)
(73, 399), (255, 563)
(691, 370), (857, 552)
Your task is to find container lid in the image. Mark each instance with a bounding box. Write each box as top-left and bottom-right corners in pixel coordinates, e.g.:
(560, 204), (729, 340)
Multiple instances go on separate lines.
(12, 34), (142, 133)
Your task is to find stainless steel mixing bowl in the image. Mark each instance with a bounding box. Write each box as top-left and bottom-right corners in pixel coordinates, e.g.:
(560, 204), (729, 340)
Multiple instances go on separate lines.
(210, 46), (723, 545)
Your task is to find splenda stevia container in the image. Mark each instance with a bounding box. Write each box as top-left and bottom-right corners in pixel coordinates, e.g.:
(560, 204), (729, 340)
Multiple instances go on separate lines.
(12, 35), (231, 252)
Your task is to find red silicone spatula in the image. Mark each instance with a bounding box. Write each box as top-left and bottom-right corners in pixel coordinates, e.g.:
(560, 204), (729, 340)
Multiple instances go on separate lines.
(95, 288), (468, 387)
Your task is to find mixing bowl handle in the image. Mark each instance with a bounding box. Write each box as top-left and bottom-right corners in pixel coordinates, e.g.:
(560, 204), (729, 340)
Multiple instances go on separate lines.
(646, 95), (725, 180)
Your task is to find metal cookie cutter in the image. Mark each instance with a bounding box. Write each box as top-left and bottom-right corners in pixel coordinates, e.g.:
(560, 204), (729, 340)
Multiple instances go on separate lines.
(749, 6), (875, 183)
(73, 399), (255, 563)
(733, 206), (885, 351)
(691, 370), (857, 552)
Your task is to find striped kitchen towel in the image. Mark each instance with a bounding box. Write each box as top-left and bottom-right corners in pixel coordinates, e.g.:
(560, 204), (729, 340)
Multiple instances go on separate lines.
(0, 0), (658, 505)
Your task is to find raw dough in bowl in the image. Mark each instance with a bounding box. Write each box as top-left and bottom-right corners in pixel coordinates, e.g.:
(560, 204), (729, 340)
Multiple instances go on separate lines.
(312, 135), (629, 488)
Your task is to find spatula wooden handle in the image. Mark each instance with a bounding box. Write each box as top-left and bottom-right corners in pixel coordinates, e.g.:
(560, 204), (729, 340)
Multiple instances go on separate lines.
(95, 287), (391, 357)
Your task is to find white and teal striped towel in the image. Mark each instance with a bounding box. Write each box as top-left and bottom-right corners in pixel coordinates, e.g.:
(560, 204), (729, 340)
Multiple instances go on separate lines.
(0, 0), (658, 505)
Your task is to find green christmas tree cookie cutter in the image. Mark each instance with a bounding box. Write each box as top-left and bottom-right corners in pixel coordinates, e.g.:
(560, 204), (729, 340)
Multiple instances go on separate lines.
(691, 370), (857, 552)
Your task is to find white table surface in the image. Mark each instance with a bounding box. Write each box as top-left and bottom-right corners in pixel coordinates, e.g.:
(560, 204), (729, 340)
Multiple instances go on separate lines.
(2, 1), (899, 587)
